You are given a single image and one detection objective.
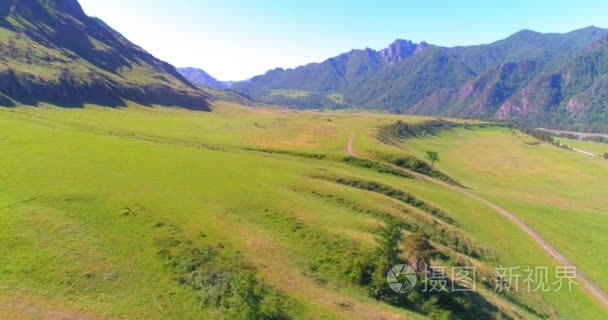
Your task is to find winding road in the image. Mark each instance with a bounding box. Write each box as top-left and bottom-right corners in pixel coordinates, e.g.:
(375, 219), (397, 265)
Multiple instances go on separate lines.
(346, 132), (608, 310)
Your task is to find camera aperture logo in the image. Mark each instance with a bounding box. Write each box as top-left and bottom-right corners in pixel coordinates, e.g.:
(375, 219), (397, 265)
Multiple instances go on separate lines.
(387, 264), (418, 293)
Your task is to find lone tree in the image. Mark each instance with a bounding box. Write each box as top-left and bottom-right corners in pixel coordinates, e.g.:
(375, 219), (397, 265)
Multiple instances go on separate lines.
(404, 232), (436, 273)
(376, 221), (404, 268)
(426, 151), (440, 168)
(369, 221), (405, 301)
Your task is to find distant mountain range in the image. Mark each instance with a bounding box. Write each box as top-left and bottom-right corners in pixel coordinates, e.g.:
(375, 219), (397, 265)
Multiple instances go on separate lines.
(232, 27), (608, 130)
(1, 1), (606, 129)
(177, 67), (233, 89)
(0, 0), (209, 110)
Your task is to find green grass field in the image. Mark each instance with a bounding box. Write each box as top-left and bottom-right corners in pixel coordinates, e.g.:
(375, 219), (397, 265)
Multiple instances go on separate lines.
(559, 137), (608, 157)
(401, 127), (608, 292)
(1, 102), (607, 319)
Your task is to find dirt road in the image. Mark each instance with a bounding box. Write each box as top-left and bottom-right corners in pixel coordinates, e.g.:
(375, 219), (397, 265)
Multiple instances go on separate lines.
(346, 133), (357, 157)
(571, 147), (596, 157)
(346, 133), (608, 310)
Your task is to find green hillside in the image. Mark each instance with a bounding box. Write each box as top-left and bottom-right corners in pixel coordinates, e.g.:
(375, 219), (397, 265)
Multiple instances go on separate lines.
(505, 35), (608, 130)
(414, 35), (608, 131)
(350, 47), (477, 111)
(410, 60), (541, 118)
(0, 0), (208, 109)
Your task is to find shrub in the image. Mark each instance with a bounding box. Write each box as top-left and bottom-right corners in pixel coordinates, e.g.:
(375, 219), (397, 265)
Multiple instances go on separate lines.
(341, 156), (415, 179)
(584, 136), (608, 144)
(324, 176), (455, 224)
(154, 232), (300, 319)
(517, 126), (557, 145)
(245, 148), (326, 159)
(359, 229), (504, 319)
(388, 119), (461, 139)
(375, 153), (463, 187)
(425, 151), (440, 168)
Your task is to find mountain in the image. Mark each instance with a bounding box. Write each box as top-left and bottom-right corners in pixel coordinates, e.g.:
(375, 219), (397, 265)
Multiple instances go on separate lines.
(220, 80), (235, 88)
(0, 0), (209, 109)
(410, 35), (608, 131)
(347, 46), (477, 112)
(232, 26), (608, 128)
(448, 26), (608, 73)
(498, 35), (608, 130)
(231, 40), (425, 107)
(410, 60), (541, 118)
(378, 39), (429, 65)
(177, 67), (232, 89)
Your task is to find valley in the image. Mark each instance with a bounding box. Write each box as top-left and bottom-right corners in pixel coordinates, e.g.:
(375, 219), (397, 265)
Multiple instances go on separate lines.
(1, 1), (607, 319)
(1, 101), (607, 319)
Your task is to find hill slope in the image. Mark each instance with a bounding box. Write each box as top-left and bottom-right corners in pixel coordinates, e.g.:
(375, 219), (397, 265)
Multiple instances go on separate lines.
(498, 35), (608, 130)
(410, 60), (541, 118)
(413, 35), (608, 131)
(1, 101), (607, 319)
(0, 0), (209, 109)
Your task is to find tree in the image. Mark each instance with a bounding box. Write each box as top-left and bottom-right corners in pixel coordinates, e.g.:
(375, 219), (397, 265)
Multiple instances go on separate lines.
(404, 232), (436, 273)
(7, 39), (16, 57)
(376, 221), (404, 268)
(370, 221), (404, 301)
(426, 151), (440, 168)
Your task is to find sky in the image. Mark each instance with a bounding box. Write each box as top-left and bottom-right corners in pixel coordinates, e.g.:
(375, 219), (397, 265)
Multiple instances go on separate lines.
(78, 0), (608, 81)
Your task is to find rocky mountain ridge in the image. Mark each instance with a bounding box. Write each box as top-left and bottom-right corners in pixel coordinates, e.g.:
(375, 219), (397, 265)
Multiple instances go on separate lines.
(232, 26), (608, 129)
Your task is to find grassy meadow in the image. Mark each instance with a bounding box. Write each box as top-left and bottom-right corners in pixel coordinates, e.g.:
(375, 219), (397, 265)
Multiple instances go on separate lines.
(401, 127), (608, 292)
(0, 101), (607, 319)
(559, 137), (608, 157)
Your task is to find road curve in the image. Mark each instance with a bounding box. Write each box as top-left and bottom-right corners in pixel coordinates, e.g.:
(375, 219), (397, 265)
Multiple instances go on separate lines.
(346, 133), (608, 310)
(435, 178), (608, 310)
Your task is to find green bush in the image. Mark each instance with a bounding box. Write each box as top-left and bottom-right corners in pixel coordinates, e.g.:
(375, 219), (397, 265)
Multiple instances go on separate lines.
(342, 156), (415, 179)
(516, 125), (558, 145)
(388, 119), (461, 139)
(376, 153), (463, 187)
(585, 136), (608, 144)
(245, 148), (326, 159)
(154, 232), (300, 319)
(324, 176), (455, 224)
(358, 230), (505, 319)
(309, 190), (490, 260)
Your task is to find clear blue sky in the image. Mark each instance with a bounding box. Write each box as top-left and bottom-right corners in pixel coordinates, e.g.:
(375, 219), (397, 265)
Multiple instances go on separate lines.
(78, 0), (607, 81)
